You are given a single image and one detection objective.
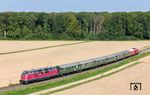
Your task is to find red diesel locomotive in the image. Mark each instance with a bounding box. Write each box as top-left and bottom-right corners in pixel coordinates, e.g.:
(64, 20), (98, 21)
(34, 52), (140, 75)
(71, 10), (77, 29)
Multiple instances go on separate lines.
(20, 67), (59, 84)
(129, 48), (139, 55)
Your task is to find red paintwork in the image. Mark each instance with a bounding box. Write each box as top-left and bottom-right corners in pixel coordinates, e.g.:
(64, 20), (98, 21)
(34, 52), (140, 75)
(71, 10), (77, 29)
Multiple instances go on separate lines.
(21, 68), (59, 82)
(129, 48), (139, 55)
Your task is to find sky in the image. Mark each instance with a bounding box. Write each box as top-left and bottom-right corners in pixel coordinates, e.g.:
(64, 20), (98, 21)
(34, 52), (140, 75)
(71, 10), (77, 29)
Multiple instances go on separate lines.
(0, 0), (150, 12)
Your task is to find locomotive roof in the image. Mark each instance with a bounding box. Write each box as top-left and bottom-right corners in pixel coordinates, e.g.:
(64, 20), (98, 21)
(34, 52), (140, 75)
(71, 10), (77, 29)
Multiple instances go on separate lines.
(22, 66), (54, 74)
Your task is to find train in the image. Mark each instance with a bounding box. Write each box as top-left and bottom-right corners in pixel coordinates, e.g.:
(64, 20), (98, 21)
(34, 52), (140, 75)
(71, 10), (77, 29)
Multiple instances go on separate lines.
(20, 48), (139, 84)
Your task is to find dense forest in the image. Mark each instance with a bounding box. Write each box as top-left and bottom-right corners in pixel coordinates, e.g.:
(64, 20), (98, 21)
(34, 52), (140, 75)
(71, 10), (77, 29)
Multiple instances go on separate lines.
(0, 12), (150, 40)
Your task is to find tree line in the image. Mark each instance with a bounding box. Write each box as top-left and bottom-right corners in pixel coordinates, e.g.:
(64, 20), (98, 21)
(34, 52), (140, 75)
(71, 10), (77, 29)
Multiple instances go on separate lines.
(0, 12), (150, 40)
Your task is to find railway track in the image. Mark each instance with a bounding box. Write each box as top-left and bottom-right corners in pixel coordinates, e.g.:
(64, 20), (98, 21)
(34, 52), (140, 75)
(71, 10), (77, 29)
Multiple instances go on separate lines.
(0, 46), (149, 93)
(0, 41), (88, 55)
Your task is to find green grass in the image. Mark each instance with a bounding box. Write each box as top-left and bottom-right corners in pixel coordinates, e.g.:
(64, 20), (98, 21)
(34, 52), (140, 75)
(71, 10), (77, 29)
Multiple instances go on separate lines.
(43, 61), (140, 95)
(0, 52), (149, 95)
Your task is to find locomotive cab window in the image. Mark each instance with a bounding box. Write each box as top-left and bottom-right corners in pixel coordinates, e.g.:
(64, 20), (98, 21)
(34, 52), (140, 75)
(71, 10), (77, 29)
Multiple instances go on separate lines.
(22, 71), (28, 75)
(44, 69), (49, 73)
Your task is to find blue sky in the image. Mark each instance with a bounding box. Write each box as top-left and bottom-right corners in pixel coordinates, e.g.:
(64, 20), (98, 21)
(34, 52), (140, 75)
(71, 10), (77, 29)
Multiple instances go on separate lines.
(0, 0), (150, 12)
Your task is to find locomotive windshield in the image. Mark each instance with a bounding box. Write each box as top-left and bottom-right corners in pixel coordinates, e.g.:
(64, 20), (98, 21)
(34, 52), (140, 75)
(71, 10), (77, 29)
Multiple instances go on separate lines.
(22, 71), (29, 75)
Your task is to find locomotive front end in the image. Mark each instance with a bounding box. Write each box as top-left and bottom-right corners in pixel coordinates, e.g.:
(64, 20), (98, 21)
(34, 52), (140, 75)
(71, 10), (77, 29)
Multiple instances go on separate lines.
(129, 48), (139, 56)
(20, 71), (30, 84)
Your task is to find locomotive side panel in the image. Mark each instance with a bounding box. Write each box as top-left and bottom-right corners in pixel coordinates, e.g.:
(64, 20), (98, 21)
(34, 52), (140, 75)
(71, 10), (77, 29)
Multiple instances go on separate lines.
(20, 67), (59, 84)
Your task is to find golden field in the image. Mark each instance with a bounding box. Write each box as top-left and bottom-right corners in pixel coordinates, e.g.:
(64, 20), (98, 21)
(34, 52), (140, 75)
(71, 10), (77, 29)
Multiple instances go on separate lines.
(0, 41), (149, 87)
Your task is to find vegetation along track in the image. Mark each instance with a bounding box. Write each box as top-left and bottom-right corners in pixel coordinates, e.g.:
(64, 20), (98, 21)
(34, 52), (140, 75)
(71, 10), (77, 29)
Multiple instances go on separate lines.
(0, 41), (88, 55)
(0, 45), (149, 94)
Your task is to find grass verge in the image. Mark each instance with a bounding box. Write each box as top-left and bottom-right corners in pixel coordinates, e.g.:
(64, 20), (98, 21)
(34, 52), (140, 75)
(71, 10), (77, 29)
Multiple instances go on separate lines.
(0, 52), (150, 95)
(44, 62), (140, 95)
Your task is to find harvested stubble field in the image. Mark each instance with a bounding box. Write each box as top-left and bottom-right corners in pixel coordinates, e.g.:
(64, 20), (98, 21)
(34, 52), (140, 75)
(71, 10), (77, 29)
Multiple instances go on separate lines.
(52, 54), (150, 95)
(0, 41), (149, 88)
